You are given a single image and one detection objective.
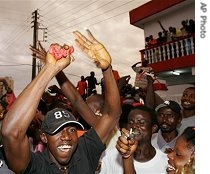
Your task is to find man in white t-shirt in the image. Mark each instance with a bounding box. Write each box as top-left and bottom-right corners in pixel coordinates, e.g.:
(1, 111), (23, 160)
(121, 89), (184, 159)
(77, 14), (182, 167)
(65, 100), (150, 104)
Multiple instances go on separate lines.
(152, 100), (182, 153)
(100, 105), (168, 174)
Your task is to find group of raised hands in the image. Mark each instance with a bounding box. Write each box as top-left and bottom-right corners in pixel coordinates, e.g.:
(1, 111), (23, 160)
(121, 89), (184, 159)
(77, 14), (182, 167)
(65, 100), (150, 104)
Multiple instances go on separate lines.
(30, 29), (137, 161)
(30, 29), (111, 71)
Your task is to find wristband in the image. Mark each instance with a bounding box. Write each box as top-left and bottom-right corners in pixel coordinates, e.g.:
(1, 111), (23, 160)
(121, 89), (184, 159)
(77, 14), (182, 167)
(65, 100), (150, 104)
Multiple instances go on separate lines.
(102, 65), (110, 72)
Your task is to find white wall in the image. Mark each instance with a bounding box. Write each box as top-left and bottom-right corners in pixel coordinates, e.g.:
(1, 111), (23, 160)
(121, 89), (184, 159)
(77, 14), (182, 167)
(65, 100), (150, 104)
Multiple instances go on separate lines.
(141, 2), (195, 103)
(155, 84), (195, 105)
(144, 3), (195, 38)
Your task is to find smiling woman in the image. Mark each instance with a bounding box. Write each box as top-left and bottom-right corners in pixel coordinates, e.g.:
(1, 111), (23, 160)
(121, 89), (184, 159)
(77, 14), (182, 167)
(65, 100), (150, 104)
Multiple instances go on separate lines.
(166, 127), (195, 174)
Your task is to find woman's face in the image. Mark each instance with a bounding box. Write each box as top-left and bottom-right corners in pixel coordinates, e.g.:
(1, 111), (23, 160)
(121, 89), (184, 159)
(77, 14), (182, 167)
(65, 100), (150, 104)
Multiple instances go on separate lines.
(166, 136), (194, 174)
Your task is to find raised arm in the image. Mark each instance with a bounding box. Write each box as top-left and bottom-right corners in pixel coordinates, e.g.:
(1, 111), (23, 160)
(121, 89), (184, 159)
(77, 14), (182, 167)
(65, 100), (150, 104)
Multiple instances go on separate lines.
(145, 75), (164, 109)
(158, 20), (167, 32)
(131, 62), (142, 72)
(30, 30), (122, 144)
(30, 40), (99, 127)
(73, 29), (122, 144)
(2, 43), (72, 174)
(55, 71), (98, 127)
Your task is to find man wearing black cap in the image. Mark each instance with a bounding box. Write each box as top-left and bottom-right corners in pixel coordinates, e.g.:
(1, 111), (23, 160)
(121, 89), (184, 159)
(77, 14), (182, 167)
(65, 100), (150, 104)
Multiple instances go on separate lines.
(41, 108), (85, 134)
(2, 30), (121, 174)
(151, 100), (182, 153)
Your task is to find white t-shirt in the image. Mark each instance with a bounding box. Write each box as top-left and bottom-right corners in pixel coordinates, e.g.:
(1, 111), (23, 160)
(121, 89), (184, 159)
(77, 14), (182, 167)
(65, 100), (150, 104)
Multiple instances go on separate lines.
(0, 159), (15, 174)
(100, 147), (168, 174)
(151, 131), (178, 153)
(105, 128), (121, 149)
(178, 115), (195, 134)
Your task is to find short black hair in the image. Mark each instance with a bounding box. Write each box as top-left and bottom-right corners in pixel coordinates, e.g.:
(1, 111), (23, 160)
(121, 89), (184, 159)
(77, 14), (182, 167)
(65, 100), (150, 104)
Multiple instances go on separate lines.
(181, 126), (195, 149)
(119, 104), (133, 128)
(129, 105), (158, 125)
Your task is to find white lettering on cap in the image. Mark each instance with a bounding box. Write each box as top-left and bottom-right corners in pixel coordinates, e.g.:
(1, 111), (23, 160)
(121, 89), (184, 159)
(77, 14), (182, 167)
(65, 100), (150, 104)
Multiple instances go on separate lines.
(164, 101), (170, 105)
(54, 110), (71, 119)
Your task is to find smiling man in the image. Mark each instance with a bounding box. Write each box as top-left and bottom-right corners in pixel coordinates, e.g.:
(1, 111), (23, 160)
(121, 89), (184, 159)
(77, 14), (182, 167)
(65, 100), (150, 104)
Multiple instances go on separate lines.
(1, 30), (121, 174)
(100, 105), (168, 174)
(178, 87), (195, 134)
(39, 108), (85, 171)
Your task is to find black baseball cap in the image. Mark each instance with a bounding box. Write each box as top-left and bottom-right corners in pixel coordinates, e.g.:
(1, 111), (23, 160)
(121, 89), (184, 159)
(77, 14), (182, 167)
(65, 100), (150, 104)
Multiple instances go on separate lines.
(41, 108), (84, 134)
(155, 100), (181, 114)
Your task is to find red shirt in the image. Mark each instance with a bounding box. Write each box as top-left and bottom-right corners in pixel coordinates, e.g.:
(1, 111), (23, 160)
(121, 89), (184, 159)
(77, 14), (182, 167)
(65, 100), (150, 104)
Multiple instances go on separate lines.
(6, 91), (16, 110)
(77, 81), (87, 96)
(112, 70), (120, 83)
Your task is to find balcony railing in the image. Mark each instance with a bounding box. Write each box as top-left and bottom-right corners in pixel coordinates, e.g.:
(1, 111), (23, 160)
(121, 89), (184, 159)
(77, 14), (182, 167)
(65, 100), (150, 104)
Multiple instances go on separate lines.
(140, 35), (195, 64)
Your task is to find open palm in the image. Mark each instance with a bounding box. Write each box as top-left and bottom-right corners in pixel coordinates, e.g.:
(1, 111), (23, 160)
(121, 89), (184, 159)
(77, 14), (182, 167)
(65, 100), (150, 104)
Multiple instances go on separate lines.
(73, 29), (112, 70)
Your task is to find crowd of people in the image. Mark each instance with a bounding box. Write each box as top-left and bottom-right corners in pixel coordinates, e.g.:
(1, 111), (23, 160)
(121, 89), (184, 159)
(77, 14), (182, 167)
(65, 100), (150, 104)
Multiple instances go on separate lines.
(145, 19), (195, 48)
(75, 65), (120, 101)
(0, 29), (195, 174)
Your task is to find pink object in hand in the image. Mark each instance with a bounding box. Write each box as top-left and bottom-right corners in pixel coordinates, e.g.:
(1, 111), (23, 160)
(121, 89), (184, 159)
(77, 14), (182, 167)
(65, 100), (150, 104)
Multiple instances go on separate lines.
(48, 44), (74, 60)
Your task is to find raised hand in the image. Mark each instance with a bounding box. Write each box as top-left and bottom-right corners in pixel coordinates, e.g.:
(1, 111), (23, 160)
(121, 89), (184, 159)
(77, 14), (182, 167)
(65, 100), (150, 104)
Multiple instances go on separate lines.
(73, 29), (112, 70)
(47, 43), (74, 61)
(29, 42), (47, 62)
(29, 42), (75, 73)
(46, 43), (74, 67)
(29, 42), (75, 64)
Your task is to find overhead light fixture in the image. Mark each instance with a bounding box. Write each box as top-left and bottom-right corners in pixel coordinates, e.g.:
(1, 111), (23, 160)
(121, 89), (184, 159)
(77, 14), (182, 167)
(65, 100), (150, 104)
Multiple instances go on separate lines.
(172, 71), (180, 75)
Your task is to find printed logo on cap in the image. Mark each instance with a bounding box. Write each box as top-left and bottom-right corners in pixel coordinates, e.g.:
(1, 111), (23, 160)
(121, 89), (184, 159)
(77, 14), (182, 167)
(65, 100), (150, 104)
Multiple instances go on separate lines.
(164, 100), (170, 105)
(54, 110), (71, 120)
